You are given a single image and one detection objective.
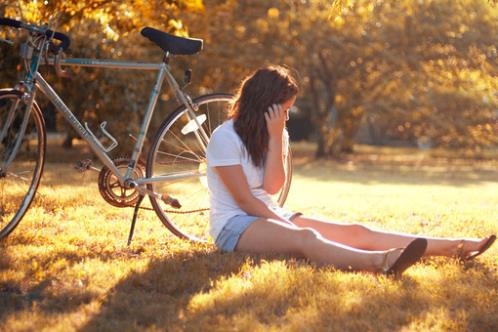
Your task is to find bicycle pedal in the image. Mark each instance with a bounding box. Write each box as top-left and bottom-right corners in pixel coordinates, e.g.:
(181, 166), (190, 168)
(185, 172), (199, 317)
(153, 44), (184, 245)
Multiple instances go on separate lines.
(161, 193), (181, 209)
(75, 159), (94, 172)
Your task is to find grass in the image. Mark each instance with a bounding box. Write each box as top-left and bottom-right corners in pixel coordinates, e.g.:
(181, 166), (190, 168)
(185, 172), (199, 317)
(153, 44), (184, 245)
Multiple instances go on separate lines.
(1, 142), (497, 331)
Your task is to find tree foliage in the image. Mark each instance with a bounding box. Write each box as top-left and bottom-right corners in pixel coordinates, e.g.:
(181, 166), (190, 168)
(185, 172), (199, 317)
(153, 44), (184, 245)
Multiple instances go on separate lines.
(0, 0), (203, 150)
(1, 0), (497, 156)
(186, 0), (497, 156)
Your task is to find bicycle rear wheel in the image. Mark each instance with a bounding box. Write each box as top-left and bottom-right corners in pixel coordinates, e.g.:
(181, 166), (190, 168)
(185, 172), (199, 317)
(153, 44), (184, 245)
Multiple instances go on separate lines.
(147, 93), (292, 242)
(0, 89), (46, 240)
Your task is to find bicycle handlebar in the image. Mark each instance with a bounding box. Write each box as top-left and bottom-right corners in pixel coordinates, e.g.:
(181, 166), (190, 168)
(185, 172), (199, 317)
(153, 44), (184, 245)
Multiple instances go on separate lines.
(46, 30), (70, 52)
(0, 17), (71, 52)
(0, 17), (21, 28)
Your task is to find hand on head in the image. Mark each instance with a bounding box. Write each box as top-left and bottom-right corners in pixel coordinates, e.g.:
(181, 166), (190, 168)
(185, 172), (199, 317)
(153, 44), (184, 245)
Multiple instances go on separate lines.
(265, 103), (286, 138)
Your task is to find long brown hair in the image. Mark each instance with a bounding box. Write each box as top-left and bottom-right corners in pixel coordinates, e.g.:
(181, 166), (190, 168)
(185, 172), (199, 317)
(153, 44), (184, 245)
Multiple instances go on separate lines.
(229, 65), (298, 166)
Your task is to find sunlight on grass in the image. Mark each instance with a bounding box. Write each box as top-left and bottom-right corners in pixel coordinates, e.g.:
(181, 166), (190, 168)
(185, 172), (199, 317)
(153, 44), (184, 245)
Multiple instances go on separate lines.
(1, 145), (497, 331)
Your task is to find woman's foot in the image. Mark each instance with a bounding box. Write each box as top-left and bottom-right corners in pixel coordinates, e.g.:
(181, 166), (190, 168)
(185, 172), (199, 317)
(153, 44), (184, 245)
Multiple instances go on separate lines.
(380, 238), (428, 276)
(456, 235), (496, 261)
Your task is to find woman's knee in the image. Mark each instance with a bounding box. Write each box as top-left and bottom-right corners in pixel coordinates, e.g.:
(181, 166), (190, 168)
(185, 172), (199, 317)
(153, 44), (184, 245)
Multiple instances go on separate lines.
(347, 223), (372, 238)
(297, 227), (322, 254)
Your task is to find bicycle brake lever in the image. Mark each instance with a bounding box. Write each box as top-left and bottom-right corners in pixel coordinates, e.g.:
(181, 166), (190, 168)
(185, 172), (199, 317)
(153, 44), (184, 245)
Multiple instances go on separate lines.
(54, 52), (71, 79)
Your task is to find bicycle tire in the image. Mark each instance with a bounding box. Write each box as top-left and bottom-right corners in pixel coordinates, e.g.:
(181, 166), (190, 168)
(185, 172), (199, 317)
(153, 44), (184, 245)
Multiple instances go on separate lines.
(0, 89), (46, 240)
(147, 93), (292, 242)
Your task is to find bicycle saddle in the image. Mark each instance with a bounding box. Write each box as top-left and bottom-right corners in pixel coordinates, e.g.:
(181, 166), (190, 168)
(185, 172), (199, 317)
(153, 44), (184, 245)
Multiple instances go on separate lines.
(141, 27), (203, 55)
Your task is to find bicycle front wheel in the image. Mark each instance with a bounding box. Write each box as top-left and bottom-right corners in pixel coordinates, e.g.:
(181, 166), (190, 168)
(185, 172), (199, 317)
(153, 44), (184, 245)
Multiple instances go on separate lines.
(147, 93), (292, 242)
(0, 89), (46, 240)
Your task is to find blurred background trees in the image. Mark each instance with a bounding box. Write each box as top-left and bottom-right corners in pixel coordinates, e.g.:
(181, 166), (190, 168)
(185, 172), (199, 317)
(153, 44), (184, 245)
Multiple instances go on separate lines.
(1, 0), (497, 157)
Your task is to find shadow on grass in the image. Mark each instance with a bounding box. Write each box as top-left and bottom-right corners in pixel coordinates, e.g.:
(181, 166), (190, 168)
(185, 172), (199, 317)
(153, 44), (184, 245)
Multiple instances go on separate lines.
(176, 263), (498, 330)
(80, 250), (248, 331)
(78, 253), (498, 331)
(0, 242), (130, 321)
(0, 242), (249, 327)
(303, 271), (498, 330)
(2, 238), (497, 331)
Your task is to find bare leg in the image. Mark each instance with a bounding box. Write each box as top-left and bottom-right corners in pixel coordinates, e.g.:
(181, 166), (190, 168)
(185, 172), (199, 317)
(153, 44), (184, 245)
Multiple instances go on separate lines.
(291, 216), (488, 257)
(236, 218), (406, 273)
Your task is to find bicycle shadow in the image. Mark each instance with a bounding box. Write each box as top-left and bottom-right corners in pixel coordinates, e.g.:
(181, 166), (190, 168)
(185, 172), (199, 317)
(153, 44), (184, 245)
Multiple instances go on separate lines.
(0, 243), (249, 327)
(0, 243), (139, 321)
(79, 249), (249, 331)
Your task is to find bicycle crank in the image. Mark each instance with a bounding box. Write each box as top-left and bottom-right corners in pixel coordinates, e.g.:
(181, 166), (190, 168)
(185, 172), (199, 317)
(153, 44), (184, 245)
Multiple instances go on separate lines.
(98, 157), (145, 208)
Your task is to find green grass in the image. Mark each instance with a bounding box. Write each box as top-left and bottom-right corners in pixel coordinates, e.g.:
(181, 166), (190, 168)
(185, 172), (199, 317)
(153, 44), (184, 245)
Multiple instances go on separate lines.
(1, 144), (497, 331)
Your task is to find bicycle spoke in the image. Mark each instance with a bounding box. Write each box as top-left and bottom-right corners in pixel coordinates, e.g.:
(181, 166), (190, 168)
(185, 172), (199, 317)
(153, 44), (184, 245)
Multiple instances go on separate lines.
(168, 189), (209, 229)
(0, 98), (20, 143)
(155, 159), (200, 166)
(156, 150), (202, 163)
(206, 103), (213, 136)
(186, 195), (210, 231)
(153, 169), (204, 180)
(216, 103), (223, 128)
(110, 181), (120, 189)
(7, 172), (30, 182)
(175, 188), (205, 205)
(164, 129), (202, 162)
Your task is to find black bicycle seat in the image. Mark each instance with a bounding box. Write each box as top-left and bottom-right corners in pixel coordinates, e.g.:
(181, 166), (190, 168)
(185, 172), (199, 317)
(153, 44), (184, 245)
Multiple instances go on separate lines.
(141, 27), (203, 55)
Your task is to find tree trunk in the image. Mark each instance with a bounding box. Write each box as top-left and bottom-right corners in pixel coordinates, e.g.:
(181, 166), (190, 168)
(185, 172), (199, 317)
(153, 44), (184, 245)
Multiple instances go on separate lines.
(63, 133), (74, 149)
(315, 132), (326, 158)
(341, 138), (355, 154)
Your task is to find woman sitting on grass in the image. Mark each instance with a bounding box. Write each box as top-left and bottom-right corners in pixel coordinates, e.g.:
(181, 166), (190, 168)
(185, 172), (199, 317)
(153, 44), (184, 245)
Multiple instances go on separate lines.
(206, 65), (495, 276)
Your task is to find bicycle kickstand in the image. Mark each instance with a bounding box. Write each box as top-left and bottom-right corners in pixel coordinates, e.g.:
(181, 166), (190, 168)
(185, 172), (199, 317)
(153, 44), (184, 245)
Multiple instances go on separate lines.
(127, 194), (145, 246)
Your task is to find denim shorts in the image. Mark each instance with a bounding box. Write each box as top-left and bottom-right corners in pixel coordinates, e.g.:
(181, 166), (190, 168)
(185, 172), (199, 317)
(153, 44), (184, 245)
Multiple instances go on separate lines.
(215, 212), (302, 252)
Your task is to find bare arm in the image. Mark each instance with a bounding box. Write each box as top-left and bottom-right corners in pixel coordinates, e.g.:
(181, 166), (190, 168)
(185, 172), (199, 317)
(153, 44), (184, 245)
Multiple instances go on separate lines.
(215, 165), (288, 222)
(262, 104), (286, 194)
(263, 136), (286, 194)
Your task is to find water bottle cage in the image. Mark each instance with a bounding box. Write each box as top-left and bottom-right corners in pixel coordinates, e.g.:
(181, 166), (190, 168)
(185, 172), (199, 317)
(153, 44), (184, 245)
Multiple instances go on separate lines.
(84, 121), (118, 152)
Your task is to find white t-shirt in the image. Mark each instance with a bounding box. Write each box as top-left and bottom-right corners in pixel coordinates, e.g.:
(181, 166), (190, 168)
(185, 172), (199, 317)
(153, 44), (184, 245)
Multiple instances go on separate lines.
(206, 119), (291, 241)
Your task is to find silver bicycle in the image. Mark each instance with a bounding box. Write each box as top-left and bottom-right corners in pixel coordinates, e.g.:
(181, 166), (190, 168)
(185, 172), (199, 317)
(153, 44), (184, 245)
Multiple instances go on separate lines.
(0, 18), (292, 244)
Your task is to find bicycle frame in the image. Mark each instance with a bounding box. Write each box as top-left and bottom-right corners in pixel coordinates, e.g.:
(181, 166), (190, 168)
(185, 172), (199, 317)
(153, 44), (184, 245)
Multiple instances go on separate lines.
(0, 19), (242, 243)
(18, 54), (210, 194)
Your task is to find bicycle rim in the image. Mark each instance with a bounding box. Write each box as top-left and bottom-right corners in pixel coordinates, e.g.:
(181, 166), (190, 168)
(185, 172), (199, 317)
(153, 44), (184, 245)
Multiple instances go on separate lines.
(147, 93), (292, 243)
(0, 90), (45, 240)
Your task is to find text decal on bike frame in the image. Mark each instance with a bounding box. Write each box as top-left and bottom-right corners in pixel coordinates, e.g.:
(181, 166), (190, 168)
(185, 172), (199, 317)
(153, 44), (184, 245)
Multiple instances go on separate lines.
(61, 58), (163, 71)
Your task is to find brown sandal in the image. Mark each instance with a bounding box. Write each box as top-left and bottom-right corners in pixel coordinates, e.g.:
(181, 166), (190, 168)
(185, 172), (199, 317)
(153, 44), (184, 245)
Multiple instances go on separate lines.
(382, 238), (428, 277)
(459, 235), (496, 261)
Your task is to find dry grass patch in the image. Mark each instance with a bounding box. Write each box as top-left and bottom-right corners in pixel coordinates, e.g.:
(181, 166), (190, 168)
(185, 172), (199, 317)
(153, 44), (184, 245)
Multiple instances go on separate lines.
(1, 144), (497, 331)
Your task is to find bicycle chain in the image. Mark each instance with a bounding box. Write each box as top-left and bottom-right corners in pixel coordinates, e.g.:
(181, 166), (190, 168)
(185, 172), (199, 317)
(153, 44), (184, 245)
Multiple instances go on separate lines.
(138, 206), (210, 214)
